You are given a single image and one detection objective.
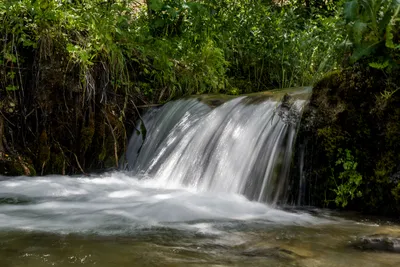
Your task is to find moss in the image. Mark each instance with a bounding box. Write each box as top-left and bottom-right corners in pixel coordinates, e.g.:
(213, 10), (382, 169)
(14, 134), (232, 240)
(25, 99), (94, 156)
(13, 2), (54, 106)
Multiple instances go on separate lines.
(385, 110), (400, 148)
(50, 152), (66, 174)
(195, 94), (236, 108)
(392, 184), (400, 202)
(374, 153), (395, 183)
(102, 133), (117, 168)
(317, 127), (345, 159)
(27, 162), (37, 176)
(80, 126), (95, 153)
(0, 154), (36, 176)
(11, 161), (25, 176)
(313, 70), (343, 90)
(293, 66), (400, 216)
(98, 145), (107, 162)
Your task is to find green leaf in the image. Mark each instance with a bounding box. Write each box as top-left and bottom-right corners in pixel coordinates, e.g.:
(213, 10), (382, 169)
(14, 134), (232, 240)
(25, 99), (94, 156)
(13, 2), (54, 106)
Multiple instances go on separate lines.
(149, 0), (164, 12)
(385, 21), (395, 48)
(369, 60), (389, 69)
(344, 0), (359, 21)
(350, 42), (379, 63)
(352, 21), (368, 44)
(6, 85), (18, 91)
(153, 18), (165, 28)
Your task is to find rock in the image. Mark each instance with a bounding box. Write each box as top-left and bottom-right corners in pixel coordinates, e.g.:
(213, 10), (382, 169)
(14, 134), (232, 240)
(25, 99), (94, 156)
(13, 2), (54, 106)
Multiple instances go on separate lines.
(353, 234), (400, 253)
(0, 194), (33, 205)
(276, 93), (302, 125)
(241, 246), (303, 260)
(292, 66), (400, 215)
(196, 94), (235, 108)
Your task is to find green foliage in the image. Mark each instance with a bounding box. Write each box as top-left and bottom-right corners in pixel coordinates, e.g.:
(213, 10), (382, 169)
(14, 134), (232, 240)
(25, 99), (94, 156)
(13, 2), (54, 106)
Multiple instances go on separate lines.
(332, 149), (363, 207)
(0, 0), (346, 103)
(206, 0), (344, 90)
(344, 0), (400, 69)
(0, 0), (351, 174)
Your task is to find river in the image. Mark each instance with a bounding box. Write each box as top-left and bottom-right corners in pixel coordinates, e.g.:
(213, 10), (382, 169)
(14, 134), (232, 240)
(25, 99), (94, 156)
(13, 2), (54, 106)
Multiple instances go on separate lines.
(0, 93), (399, 266)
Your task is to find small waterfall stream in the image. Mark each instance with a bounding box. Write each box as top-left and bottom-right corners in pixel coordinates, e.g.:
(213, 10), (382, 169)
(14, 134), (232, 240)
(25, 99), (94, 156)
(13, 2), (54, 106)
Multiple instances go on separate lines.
(1, 90), (399, 267)
(126, 96), (305, 205)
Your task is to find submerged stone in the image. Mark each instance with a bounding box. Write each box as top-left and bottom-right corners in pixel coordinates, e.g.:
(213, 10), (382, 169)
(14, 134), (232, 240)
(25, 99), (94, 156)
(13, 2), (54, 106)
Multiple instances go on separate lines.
(241, 246), (303, 260)
(353, 235), (400, 253)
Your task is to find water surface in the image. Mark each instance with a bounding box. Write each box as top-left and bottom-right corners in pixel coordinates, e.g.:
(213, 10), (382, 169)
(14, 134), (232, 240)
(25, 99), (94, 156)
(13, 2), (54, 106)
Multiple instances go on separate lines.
(0, 173), (399, 267)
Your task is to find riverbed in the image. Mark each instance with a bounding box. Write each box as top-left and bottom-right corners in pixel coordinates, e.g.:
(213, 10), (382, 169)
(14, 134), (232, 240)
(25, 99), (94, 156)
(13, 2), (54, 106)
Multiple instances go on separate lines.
(0, 172), (399, 267)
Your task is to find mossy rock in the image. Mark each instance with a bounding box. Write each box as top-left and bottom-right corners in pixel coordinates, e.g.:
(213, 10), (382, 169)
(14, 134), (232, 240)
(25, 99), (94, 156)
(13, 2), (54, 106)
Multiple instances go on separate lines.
(292, 66), (400, 216)
(195, 94), (236, 108)
(194, 87), (311, 108)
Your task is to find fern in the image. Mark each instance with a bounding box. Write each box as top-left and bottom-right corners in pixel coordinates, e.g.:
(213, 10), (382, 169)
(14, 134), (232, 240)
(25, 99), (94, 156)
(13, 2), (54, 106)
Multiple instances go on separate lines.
(386, 23), (395, 49)
(369, 60), (389, 69)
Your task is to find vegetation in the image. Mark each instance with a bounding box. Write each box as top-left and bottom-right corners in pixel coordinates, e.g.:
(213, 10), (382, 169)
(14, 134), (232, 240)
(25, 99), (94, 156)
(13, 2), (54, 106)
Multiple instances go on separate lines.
(331, 149), (363, 207)
(0, 0), (399, 215)
(344, 0), (400, 69)
(289, 0), (400, 216)
(0, 0), (345, 175)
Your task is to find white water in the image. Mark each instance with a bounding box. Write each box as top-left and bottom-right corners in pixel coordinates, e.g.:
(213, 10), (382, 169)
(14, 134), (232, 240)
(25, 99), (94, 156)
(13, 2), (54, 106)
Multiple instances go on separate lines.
(0, 96), (324, 235)
(0, 172), (324, 235)
(126, 97), (304, 204)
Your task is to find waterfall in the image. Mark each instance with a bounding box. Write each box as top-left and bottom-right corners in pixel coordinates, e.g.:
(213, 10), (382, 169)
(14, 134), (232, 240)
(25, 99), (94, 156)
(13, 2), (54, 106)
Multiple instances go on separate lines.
(126, 95), (306, 205)
(0, 90), (322, 236)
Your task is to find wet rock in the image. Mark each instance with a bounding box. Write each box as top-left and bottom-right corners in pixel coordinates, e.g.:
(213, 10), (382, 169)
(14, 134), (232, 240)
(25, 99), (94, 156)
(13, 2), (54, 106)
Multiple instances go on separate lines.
(241, 246), (302, 260)
(292, 67), (400, 215)
(196, 94), (235, 108)
(275, 93), (302, 125)
(354, 234), (400, 253)
(0, 194), (33, 205)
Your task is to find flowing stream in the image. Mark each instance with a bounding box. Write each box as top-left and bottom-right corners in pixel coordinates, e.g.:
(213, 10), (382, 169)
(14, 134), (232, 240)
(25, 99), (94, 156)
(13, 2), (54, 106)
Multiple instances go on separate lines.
(125, 96), (302, 204)
(0, 92), (399, 266)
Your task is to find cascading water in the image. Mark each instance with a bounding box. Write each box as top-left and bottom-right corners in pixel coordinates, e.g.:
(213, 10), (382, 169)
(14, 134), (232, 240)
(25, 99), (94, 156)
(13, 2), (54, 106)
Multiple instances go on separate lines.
(1, 90), (399, 267)
(0, 89), (321, 237)
(126, 95), (306, 205)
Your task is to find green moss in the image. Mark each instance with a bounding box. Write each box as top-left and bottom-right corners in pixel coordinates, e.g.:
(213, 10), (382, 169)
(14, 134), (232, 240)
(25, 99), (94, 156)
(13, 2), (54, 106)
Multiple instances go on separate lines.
(27, 162), (36, 176)
(392, 184), (400, 202)
(195, 94), (236, 108)
(295, 66), (400, 215)
(385, 112), (400, 148)
(50, 152), (65, 174)
(0, 154), (36, 176)
(317, 127), (345, 159)
(313, 70), (343, 90)
(11, 161), (25, 176)
(374, 153), (395, 183)
(80, 126), (95, 153)
(98, 145), (107, 162)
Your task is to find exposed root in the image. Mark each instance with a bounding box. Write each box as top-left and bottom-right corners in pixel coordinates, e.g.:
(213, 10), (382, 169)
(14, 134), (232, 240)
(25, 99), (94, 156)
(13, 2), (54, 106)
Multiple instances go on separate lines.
(74, 153), (87, 175)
